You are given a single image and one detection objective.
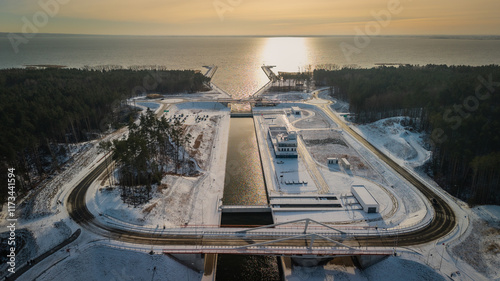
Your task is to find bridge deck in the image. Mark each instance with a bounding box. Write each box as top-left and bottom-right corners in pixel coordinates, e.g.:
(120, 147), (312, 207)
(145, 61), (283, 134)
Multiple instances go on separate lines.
(220, 205), (272, 213)
(162, 246), (393, 256)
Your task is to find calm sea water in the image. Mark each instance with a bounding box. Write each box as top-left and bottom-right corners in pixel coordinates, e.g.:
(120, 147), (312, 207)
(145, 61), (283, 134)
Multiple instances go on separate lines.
(2, 34), (500, 98)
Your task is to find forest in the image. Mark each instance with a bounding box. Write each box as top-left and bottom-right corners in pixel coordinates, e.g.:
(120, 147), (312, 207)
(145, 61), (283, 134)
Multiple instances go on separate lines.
(270, 71), (312, 92)
(314, 64), (500, 205)
(99, 110), (194, 206)
(0, 68), (210, 204)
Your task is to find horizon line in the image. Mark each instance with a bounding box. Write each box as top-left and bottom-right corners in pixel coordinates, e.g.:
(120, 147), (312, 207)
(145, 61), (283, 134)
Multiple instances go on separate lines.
(2, 32), (500, 38)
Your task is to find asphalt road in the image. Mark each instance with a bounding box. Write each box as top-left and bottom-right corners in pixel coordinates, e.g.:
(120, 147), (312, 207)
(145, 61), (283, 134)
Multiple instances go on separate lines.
(66, 103), (456, 250)
(315, 102), (456, 247)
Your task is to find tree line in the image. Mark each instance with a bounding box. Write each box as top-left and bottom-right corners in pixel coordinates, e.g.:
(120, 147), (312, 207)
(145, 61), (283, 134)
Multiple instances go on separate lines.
(314, 64), (500, 205)
(0, 68), (209, 204)
(270, 71), (312, 92)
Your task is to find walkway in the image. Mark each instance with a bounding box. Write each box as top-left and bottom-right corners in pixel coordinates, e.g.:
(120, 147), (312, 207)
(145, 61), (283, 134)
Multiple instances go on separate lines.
(296, 136), (331, 194)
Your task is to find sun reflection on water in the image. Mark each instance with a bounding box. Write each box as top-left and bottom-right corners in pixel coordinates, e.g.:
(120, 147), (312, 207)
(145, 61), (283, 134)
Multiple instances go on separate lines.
(260, 37), (311, 72)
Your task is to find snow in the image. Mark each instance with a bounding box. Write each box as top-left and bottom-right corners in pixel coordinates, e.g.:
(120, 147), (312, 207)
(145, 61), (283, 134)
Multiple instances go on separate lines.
(30, 245), (202, 281)
(292, 109), (333, 129)
(287, 256), (446, 281)
(0, 142), (93, 221)
(316, 95), (499, 281)
(253, 104), (429, 231)
(355, 117), (431, 168)
(87, 101), (230, 228)
(262, 91), (312, 102)
(449, 205), (500, 279)
(2, 86), (499, 281)
(253, 92), (498, 280)
(273, 158), (318, 194)
(0, 94), (227, 281)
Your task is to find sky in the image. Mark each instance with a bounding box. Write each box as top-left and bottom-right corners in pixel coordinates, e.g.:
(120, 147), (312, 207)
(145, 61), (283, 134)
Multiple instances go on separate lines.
(1, 0), (499, 36)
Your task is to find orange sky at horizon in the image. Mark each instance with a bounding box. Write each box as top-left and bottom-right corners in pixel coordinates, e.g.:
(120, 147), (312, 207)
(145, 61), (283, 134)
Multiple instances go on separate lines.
(1, 0), (499, 36)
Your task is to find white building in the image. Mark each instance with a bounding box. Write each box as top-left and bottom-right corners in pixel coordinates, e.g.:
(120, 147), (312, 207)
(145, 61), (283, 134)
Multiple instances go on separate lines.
(291, 106), (301, 115)
(269, 126), (298, 158)
(327, 158), (338, 165)
(351, 185), (379, 213)
(341, 158), (351, 169)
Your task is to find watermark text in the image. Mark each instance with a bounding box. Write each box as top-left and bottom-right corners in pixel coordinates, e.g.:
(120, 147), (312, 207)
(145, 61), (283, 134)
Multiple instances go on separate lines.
(6, 168), (17, 274)
(8, 0), (70, 53)
(431, 74), (499, 145)
(340, 0), (411, 62)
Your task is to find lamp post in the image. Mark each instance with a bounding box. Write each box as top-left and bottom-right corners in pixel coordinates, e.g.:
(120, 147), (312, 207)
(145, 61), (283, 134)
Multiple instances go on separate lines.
(439, 243), (445, 270)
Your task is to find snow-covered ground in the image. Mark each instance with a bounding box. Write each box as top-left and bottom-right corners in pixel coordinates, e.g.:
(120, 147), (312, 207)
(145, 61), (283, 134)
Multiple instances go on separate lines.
(0, 94), (227, 281)
(253, 105), (429, 230)
(1, 141), (94, 221)
(262, 91), (312, 102)
(450, 205), (500, 280)
(302, 92), (499, 281)
(17, 230), (203, 281)
(33, 245), (202, 281)
(87, 101), (230, 228)
(0, 122), (130, 278)
(2, 85), (498, 281)
(355, 117), (431, 169)
(252, 91), (498, 280)
(287, 256), (446, 281)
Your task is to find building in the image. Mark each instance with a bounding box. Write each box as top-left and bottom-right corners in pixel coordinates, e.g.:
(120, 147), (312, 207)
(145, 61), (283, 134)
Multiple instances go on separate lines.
(327, 158), (338, 165)
(351, 185), (379, 213)
(269, 126), (298, 158)
(291, 106), (301, 115)
(341, 158), (351, 169)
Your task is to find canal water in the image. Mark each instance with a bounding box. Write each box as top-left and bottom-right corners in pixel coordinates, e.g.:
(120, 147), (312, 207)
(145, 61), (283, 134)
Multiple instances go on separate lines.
(216, 255), (281, 281)
(222, 117), (267, 206)
(217, 117), (280, 281)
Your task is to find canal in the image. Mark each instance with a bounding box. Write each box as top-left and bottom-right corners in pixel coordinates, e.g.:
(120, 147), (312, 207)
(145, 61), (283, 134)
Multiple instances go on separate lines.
(222, 117), (267, 206)
(217, 117), (280, 281)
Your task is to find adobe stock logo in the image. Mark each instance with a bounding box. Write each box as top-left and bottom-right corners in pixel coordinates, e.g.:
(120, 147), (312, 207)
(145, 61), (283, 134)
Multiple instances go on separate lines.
(213, 0), (243, 21)
(340, 0), (412, 62)
(8, 0), (70, 54)
(431, 74), (500, 145)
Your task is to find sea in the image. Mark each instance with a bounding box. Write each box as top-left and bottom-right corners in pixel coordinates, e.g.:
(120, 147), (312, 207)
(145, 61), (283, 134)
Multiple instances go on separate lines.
(1, 34), (500, 98)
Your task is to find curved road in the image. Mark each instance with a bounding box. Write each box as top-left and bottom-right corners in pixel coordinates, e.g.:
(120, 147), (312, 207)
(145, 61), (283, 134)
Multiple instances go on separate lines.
(67, 106), (456, 249)
(315, 100), (456, 246)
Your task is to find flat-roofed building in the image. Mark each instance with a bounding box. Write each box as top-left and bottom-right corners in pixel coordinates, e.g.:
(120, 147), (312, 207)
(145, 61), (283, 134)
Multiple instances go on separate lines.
(327, 158), (338, 165)
(351, 185), (379, 213)
(341, 158), (351, 169)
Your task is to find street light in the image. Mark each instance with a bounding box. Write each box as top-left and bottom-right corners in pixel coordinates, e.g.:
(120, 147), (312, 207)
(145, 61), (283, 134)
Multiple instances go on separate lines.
(439, 243), (445, 270)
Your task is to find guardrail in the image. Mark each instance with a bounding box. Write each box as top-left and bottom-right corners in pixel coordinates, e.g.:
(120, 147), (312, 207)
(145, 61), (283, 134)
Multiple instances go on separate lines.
(94, 210), (434, 239)
(161, 246), (394, 256)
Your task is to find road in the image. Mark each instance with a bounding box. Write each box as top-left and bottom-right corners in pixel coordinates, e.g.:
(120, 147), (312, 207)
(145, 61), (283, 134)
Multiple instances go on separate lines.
(312, 98), (456, 246)
(279, 107), (330, 194)
(66, 101), (456, 251)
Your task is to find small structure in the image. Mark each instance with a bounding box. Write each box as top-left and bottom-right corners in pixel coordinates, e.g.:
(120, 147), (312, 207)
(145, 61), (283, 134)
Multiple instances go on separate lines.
(351, 185), (379, 213)
(269, 126), (298, 158)
(327, 158), (338, 165)
(341, 158), (351, 169)
(291, 106), (301, 115)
